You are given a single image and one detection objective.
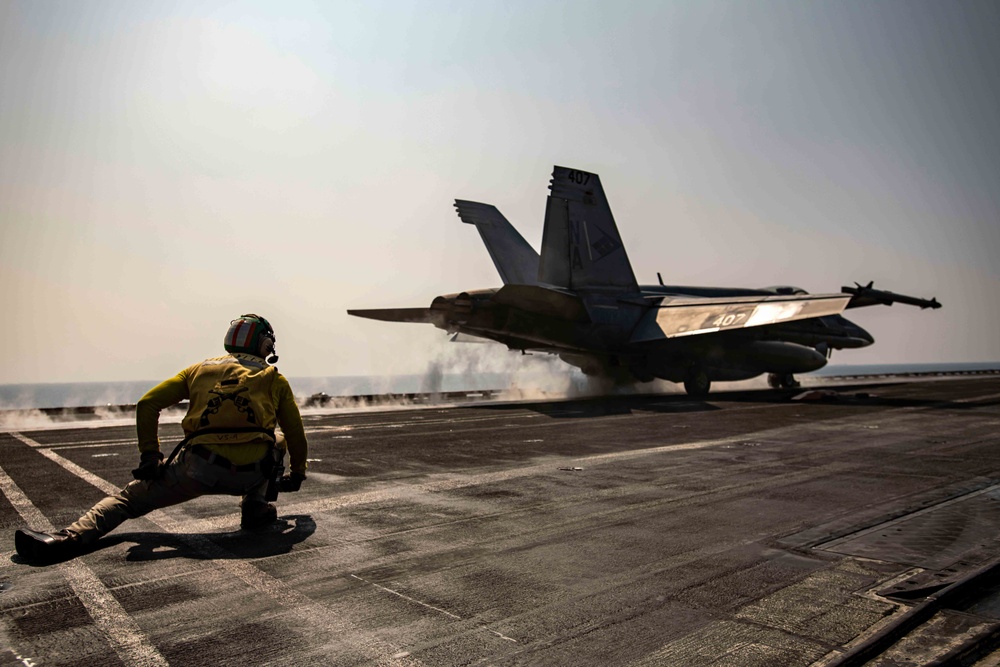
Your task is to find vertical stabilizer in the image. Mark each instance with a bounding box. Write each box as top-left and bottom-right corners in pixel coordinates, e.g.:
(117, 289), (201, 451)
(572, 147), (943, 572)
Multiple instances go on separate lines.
(539, 166), (638, 291)
(454, 200), (540, 285)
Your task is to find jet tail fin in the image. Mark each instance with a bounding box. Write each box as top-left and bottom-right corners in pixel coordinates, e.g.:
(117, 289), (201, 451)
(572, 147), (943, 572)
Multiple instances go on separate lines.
(454, 200), (539, 285)
(539, 166), (638, 291)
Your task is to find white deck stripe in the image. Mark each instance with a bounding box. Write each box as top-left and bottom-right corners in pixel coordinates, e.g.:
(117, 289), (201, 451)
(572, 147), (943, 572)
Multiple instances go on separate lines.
(954, 392), (1000, 404)
(351, 574), (462, 620)
(42, 439), (138, 450)
(0, 463), (54, 531)
(0, 462), (169, 667)
(10, 432), (422, 666)
(11, 432), (122, 496)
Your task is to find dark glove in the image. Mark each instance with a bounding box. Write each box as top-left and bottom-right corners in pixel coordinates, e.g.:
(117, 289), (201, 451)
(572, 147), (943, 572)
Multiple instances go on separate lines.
(278, 472), (306, 492)
(131, 451), (164, 480)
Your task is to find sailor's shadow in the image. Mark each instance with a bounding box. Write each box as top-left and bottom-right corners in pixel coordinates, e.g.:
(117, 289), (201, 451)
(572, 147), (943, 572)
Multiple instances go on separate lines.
(105, 514), (316, 561)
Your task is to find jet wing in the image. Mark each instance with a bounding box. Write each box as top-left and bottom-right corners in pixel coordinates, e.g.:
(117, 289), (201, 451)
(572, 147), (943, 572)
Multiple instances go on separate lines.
(347, 308), (440, 324)
(631, 293), (851, 343)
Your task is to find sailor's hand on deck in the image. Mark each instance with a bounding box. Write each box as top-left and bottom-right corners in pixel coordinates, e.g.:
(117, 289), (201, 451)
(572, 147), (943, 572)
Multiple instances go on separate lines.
(278, 472), (306, 492)
(132, 451), (164, 480)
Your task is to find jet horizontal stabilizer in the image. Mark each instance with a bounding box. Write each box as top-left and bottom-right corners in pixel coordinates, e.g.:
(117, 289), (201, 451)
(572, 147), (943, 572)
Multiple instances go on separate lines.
(632, 293), (851, 342)
(347, 308), (440, 324)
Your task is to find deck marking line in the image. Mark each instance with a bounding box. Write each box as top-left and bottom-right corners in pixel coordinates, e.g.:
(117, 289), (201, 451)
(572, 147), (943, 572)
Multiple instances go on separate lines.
(351, 575), (519, 644)
(817, 482), (1000, 551)
(9, 432), (120, 496)
(14, 436), (136, 449)
(954, 392), (1000, 404)
(351, 574), (462, 619)
(0, 461), (169, 667)
(10, 432), (421, 666)
(45, 442), (141, 451)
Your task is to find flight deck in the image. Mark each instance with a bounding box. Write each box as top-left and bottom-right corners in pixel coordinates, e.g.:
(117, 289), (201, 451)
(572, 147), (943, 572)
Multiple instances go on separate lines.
(2, 375), (999, 665)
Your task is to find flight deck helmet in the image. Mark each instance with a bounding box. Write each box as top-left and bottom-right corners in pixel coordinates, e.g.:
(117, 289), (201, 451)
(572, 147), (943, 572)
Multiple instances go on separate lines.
(224, 314), (278, 362)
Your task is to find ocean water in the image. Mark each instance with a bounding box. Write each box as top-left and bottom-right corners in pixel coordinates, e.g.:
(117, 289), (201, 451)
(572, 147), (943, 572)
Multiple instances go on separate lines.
(810, 362), (1000, 377)
(0, 373), (515, 411)
(1, 362), (997, 411)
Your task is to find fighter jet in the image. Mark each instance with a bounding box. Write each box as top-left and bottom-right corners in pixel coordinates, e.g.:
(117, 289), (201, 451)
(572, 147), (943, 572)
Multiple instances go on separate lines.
(349, 166), (941, 396)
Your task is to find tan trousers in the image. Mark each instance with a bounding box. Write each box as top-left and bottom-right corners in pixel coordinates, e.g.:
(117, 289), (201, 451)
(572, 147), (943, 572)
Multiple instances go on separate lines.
(68, 445), (281, 544)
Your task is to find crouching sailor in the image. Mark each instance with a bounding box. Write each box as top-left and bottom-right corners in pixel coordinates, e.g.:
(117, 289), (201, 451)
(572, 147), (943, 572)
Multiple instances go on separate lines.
(15, 314), (309, 562)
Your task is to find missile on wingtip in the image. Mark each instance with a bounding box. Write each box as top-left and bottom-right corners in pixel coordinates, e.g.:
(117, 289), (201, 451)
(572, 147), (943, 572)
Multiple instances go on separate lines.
(842, 282), (941, 310)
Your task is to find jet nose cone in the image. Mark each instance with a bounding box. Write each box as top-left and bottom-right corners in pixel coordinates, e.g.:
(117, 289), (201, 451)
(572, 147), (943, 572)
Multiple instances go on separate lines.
(855, 324), (874, 347)
(837, 316), (874, 348)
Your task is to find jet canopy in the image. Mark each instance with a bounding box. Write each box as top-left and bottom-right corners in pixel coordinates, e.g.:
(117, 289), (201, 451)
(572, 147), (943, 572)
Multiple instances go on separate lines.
(760, 286), (809, 295)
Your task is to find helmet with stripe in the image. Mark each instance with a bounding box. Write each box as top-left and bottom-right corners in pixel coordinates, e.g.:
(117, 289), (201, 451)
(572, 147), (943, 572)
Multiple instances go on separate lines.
(224, 314), (277, 359)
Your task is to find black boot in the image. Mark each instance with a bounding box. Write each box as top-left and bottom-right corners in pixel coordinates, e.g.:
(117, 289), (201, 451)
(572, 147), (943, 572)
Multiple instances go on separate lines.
(240, 501), (277, 530)
(15, 529), (82, 563)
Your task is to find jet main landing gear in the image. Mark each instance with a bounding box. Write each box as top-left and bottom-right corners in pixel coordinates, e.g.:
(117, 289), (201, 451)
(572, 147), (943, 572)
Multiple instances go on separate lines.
(683, 369), (711, 397)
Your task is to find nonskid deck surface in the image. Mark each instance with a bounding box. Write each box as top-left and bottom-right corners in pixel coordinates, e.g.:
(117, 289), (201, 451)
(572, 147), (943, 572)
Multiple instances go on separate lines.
(2, 377), (999, 665)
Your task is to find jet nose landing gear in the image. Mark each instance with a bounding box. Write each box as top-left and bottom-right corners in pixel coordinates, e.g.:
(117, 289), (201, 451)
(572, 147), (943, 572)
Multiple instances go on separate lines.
(768, 373), (801, 390)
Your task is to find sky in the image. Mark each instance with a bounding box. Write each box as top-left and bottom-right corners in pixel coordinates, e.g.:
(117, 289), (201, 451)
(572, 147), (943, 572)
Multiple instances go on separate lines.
(2, 0), (998, 385)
